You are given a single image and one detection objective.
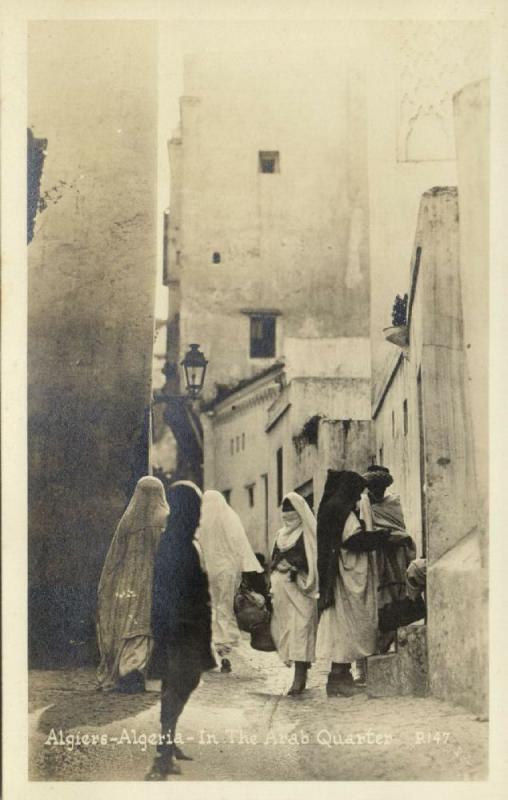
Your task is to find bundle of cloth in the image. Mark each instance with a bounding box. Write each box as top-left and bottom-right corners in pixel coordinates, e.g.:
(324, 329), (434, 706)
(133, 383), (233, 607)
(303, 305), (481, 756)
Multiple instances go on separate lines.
(406, 558), (427, 600)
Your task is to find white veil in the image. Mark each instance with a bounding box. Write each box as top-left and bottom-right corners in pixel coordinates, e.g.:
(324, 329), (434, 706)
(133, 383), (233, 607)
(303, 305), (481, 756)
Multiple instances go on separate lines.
(197, 490), (263, 576)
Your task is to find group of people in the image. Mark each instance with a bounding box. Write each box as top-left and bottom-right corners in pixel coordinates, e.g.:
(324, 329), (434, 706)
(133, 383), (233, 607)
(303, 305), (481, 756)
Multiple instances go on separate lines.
(271, 467), (418, 698)
(96, 465), (420, 779)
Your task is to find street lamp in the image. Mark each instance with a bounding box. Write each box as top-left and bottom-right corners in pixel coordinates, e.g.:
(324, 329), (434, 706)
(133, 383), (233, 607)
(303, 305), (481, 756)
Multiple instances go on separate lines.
(181, 343), (208, 399)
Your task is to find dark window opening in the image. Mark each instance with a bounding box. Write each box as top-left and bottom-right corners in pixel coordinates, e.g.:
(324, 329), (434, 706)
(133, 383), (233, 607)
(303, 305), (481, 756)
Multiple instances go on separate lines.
(379, 446), (384, 466)
(247, 484), (255, 507)
(403, 399), (408, 436)
(230, 439), (234, 456)
(242, 433), (245, 450)
(250, 314), (276, 358)
(212, 252), (221, 264)
(259, 151), (280, 174)
(276, 447), (283, 506)
(295, 479), (314, 512)
(223, 489), (231, 505)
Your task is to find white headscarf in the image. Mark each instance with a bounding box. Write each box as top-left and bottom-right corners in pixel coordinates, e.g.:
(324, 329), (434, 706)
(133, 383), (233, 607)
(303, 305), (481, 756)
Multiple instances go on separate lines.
(196, 490), (263, 577)
(170, 480), (203, 498)
(98, 475), (169, 590)
(274, 492), (319, 598)
(116, 476), (169, 535)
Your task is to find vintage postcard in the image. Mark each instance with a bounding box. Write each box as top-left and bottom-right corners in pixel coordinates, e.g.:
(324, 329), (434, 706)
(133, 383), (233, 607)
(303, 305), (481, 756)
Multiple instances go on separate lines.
(2, 1), (507, 798)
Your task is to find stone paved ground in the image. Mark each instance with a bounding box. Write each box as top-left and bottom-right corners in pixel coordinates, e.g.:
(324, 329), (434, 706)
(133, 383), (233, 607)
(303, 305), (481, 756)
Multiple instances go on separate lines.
(29, 635), (488, 782)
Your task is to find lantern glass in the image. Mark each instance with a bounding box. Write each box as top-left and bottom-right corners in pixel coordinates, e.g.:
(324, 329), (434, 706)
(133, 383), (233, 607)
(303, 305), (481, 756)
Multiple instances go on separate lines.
(181, 344), (208, 398)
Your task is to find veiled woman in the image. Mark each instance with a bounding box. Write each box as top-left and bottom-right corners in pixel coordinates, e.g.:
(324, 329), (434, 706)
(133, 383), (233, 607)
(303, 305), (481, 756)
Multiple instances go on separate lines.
(96, 476), (169, 693)
(270, 492), (319, 696)
(147, 481), (216, 780)
(316, 470), (390, 697)
(196, 490), (264, 674)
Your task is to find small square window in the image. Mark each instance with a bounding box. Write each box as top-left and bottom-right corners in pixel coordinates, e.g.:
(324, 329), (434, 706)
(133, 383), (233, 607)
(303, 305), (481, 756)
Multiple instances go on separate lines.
(212, 252), (221, 264)
(259, 151), (280, 174)
(250, 314), (276, 359)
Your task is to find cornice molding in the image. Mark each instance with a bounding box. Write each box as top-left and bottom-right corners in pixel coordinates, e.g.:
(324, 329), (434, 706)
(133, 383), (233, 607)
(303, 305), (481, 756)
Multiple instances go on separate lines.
(213, 384), (280, 424)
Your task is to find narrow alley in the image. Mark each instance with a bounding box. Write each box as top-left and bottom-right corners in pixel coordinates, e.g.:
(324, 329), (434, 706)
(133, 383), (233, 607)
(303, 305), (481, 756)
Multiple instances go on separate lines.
(30, 636), (487, 782)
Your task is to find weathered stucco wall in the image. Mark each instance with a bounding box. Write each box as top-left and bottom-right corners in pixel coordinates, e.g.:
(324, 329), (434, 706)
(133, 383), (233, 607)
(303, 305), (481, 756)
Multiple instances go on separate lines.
(453, 80), (489, 538)
(367, 21), (489, 399)
(265, 377), (373, 551)
(204, 363), (373, 557)
(171, 47), (370, 401)
(202, 370), (282, 554)
(28, 21), (158, 665)
(283, 337), (371, 381)
(372, 354), (424, 557)
(373, 186), (487, 714)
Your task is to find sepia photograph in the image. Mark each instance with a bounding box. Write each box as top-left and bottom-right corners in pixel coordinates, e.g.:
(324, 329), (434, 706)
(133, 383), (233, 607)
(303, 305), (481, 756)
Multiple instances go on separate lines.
(2, 0), (506, 795)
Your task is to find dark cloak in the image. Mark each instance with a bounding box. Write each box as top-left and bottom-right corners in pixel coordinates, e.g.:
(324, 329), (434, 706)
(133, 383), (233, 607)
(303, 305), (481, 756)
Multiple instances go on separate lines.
(316, 470), (367, 611)
(151, 484), (216, 672)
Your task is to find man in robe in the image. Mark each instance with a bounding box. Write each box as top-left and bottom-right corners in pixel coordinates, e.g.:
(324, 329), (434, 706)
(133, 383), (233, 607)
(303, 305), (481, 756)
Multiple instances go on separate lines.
(360, 465), (416, 656)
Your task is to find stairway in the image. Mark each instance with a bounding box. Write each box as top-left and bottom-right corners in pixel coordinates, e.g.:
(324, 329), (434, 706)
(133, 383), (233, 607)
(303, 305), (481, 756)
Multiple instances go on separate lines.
(366, 622), (428, 698)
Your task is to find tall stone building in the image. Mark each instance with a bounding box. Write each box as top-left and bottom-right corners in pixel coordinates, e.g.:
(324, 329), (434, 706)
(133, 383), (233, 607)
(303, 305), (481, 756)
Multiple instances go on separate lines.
(28, 21), (159, 666)
(167, 47), (370, 402)
(165, 45), (374, 546)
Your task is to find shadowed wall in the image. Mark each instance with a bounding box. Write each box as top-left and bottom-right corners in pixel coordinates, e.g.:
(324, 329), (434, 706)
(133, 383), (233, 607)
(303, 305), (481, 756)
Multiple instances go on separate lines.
(28, 21), (158, 666)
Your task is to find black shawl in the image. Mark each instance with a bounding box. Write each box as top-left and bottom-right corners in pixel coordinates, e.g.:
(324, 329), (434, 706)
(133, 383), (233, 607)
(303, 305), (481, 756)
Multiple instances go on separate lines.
(151, 484), (216, 671)
(316, 470), (366, 611)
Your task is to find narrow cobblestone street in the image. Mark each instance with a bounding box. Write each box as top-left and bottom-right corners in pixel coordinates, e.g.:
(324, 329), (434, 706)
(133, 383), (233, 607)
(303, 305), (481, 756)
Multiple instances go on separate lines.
(29, 636), (487, 782)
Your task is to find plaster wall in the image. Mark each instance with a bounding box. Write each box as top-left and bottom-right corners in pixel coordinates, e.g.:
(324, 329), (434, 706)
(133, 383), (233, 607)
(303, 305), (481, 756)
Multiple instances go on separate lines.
(202, 376), (281, 555)
(373, 186), (487, 714)
(366, 21), (489, 398)
(170, 48), (370, 401)
(284, 337), (371, 381)
(453, 80), (489, 535)
(27, 21), (158, 665)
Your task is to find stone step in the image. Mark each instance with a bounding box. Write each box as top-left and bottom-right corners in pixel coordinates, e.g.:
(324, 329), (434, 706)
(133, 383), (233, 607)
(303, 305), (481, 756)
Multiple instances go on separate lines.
(367, 623), (428, 698)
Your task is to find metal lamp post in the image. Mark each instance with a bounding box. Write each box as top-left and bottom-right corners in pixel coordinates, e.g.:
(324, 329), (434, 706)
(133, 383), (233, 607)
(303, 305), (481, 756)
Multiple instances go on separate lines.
(180, 343), (208, 400)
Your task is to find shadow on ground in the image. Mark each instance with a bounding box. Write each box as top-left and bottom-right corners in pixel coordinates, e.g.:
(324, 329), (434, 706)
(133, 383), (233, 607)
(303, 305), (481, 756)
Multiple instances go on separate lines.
(30, 668), (159, 732)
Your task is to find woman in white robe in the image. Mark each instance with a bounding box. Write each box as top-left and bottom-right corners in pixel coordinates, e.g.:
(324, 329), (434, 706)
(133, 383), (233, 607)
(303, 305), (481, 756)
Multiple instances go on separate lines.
(196, 490), (263, 673)
(270, 492), (319, 695)
(317, 511), (379, 674)
(96, 476), (169, 692)
(316, 470), (388, 697)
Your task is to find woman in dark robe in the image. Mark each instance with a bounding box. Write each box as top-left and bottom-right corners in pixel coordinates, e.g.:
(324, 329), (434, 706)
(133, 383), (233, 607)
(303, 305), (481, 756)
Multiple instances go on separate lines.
(146, 481), (216, 780)
(316, 470), (390, 697)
